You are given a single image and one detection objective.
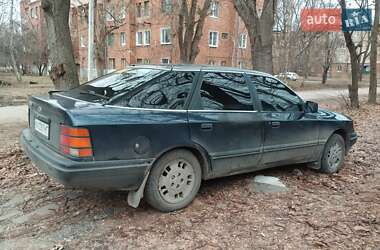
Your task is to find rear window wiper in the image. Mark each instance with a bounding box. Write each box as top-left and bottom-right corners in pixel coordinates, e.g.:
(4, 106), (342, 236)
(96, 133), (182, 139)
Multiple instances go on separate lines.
(79, 90), (110, 101)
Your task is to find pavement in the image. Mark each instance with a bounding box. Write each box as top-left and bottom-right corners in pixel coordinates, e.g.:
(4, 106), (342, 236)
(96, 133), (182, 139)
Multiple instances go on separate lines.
(0, 87), (378, 125)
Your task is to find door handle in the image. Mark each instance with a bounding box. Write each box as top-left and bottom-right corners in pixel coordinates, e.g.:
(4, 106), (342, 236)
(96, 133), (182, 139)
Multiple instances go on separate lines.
(201, 123), (213, 131)
(271, 121), (281, 128)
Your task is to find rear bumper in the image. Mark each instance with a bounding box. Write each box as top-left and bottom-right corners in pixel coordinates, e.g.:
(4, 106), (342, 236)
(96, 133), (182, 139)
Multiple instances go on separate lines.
(20, 129), (152, 190)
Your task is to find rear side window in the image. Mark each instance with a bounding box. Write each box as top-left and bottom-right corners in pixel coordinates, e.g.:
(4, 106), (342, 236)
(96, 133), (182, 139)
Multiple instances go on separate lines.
(249, 75), (302, 112)
(199, 72), (253, 110)
(113, 71), (195, 110)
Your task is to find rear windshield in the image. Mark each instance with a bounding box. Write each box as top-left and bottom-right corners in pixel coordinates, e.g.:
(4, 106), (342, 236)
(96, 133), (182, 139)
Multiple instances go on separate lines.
(63, 68), (196, 110)
(63, 68), (165, 103)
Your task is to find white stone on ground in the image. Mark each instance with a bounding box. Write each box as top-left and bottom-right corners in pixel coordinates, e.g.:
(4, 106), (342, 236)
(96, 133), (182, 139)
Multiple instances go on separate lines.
(252, 175), (288, 193)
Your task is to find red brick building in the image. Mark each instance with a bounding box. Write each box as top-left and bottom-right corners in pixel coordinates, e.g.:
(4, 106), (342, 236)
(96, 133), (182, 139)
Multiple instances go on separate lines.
(20, 0), (256, 78)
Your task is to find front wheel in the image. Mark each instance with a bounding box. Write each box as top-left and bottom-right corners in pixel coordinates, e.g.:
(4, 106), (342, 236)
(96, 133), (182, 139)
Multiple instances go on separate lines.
(319, 134), (346, 174)
(144, 150), (202, 212)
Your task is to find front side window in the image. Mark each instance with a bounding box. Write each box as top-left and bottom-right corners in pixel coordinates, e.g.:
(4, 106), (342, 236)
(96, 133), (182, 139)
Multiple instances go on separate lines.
(209, 31), (218, 47)
(249, 75), (302, 112)
(199, 72), (253, 111)
(113, 71), (195, 110)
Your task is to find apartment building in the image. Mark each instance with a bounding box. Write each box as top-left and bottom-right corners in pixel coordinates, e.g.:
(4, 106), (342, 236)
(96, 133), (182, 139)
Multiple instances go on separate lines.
(20, 0), (255, 78)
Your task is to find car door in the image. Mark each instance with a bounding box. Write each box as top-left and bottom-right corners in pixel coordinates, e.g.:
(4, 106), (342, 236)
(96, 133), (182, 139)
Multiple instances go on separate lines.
(188, 71), (263, 178)
(248, 75), (319, 167)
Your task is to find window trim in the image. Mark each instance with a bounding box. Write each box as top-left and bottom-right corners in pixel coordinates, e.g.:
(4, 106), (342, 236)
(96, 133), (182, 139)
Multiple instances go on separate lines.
(208, 31), (219, 48)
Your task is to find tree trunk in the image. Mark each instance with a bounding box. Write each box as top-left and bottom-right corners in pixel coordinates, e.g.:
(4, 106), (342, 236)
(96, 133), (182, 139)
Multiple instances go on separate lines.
(235, 0), (275, 74)
(178, 0), (211, 64)
(9, 0), (22, 82)
(369, 0), (379, 104)
(321, 66), (329, 84)
(41, 0), (79, 90)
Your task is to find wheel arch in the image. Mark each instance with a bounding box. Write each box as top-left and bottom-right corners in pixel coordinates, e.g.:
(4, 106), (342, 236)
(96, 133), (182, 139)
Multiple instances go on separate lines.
(152, 144), (212, 180)
(332, 128), (349, 151)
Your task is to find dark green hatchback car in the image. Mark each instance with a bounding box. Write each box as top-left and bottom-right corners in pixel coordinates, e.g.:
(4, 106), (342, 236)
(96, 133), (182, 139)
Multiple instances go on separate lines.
(21, 65), (357, 212)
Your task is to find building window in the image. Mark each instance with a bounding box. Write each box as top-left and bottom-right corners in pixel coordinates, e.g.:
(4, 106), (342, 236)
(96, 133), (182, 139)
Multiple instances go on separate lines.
(143, 1), (150, 17)
(161, 58), (171, 64)
(107, 33), (115, 47)
(136, 31), (143, 46)
(144, 58), (150, 64)
(239, 33), (247, 49)
(120, 32), (126, 46)
(210, 1), (220, 18)
(208, 60), (215, 65)
(136, 58), (143, 64)
(106, 7), (115, 21)
(136, 3), (142, 17)
(144, 30), (151, 45)
(160, 27), (171, 44)
(108, 58), (116, 69)
(221, 32), (228, 39)
(209, 31), (218, 48)
(161, 0), (172, 13)
(119, 7), (126, 19)
(80, 36), (85, 48)
(121, 58), (127, 68)
(136, 30), (150, 46)
(31, 7), (37, 19)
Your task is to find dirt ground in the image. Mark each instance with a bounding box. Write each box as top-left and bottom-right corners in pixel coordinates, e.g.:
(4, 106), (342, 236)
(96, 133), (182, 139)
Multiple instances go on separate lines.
(0, 100), (379, 249)
(0, 73), (53, 107)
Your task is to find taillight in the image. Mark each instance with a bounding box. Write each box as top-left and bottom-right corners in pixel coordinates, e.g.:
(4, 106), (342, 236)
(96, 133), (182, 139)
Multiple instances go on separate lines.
(60, 125), (93, 158)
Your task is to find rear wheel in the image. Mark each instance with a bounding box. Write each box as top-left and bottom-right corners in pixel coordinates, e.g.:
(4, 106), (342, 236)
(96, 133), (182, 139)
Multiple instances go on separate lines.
(144, 150), (202, 212)
(319, 134), (346, 174)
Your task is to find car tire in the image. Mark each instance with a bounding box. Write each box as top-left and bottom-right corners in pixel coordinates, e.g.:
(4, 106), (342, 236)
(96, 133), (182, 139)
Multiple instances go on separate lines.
(144, 150), (202, 212)
(319, 134), (346, 174)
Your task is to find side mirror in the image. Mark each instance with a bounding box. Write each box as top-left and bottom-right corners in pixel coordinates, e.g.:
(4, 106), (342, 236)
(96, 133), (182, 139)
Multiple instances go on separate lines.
(304, 101), (318, 113)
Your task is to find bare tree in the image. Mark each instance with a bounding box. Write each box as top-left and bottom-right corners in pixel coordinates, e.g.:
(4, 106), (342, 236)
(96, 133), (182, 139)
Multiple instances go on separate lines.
(9, 0), (22, 81)
(234, 0), (275, 74)
(369, 0), (379, 104)
(339, 0), (364, 109)
(91, 0), (128, 76)
(176, 0), (211, 63)
(321, 33), (340, 84)
(357, 32), (370, 82)
(41, 0), (79, 90)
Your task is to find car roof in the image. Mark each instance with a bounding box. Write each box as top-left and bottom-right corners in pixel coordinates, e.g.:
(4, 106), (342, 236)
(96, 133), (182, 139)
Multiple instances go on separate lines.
(124, 64), (274, 78)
